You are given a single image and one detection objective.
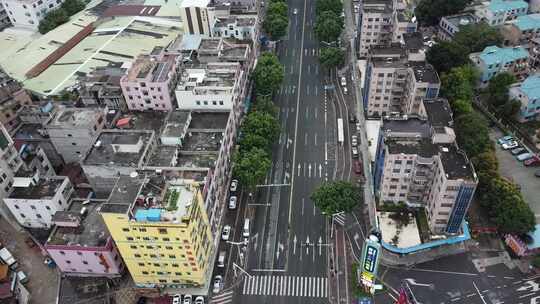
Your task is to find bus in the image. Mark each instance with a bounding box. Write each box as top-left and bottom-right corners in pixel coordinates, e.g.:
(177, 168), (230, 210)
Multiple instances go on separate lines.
(337, 118), (344, 145)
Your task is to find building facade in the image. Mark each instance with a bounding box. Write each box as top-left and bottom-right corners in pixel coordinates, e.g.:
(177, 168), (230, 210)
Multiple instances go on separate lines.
(213, 16), (256, 41)
(0, 0), (66, 30)
(470, 45), (530, 86)
(180, 0), (215, 36)
(501, 14), (540, 46)
(509, 74), (540, 121)
(0, 70), (33, 132)
(0, 122), (22, 201)
(437, 13), (478, 41)
(475, 0), (528, 26)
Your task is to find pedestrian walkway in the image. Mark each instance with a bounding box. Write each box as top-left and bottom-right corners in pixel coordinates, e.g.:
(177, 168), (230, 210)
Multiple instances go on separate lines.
(242, 275), (328, 298)
(210, 290), (234, 304)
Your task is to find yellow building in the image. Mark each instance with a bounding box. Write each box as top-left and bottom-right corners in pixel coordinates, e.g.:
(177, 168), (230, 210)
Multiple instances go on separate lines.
(101, 176), (213, 287)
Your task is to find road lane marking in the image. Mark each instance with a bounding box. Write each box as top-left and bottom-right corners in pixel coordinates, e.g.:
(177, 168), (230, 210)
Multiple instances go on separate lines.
(304, 133), (308, 146)
(314, 133), (318, 146)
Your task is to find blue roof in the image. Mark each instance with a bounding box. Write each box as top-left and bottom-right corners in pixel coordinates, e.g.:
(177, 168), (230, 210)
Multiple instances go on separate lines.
(527, 224), (540, 250)
(515, 14), (540, 31)
(488, 0), (528, 13)
(134, 208), (161, 222)
(520, 74), (540, 100)
(479, 45), (529, 66)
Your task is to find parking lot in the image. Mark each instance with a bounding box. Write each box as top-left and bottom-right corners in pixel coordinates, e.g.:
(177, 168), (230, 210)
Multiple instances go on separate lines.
(491, 129), (540, 221)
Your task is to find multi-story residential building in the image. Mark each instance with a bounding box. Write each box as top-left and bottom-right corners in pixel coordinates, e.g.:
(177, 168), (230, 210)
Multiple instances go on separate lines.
(402, 62), (440, 114)
(45, 106), (106, 164)
(529, 37), (540, 67)
(0, 69), (33, 132)
(3, 175), (73, 228)
(0, 3), (11, 30)
(180, 0), (215, 36)
(509, 74), (540, 121)
(501, 14), (540, 46)
(13, 123), (64, 170)
(18, 142), (55, 176)
(0, 0), (67, 30)
(213, 15), (257, 41)
(374, 99), (477, 234)
(437, 13), (478, 41)
(195, 37), (252, 67)
(120, 50), (179, 112)
(175, 62), (244, 110)
(78, 66), (127, 111)
(101, 176), (213, 288)
(391, 10), (417, 42)
(475, 0), (528, 27)
(470, 45), (530, 86)
(0, 122), (22, 200)
(212, 0), (256, 11)
(45, 199), (125, 277)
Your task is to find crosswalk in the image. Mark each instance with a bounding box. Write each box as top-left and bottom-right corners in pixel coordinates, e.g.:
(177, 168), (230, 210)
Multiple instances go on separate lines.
(242, 275), (328, 298)
(210, 290), (234, 304)
(333, 213), (345, 226)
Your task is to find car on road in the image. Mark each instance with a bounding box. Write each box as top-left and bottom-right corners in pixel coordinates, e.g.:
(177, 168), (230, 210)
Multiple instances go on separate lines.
(498, 135), (515, 145)
(293, 8), (298, 14)
(221, 225), (231, 241)
(343, 87), (348, 94)
(511, 147), (526, 155)
(213, 276), (223, 294)
(353, 160), (362, 175)
(183, 295), (192, 304)
(517, 152), (534, 161)
(356, 122), (361, 132)
(230, 179), (238, 192)
(194, 297), (204, 304)
(351, 135), (358, 147)
(502, 140), (519, 150)
(524, 155), (540, 166)
(349, 114), (357, 123)
(228, 196), (237, 209)
(172, 294), (181, 304)
(352, 147), (359, 158)
(341, 76), (347, 86)
(535, 170), (540, 178)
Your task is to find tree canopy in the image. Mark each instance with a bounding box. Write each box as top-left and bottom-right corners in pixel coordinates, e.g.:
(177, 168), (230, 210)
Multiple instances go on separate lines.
(440, 65), (478, 102)
(426, 41), (469, 75)
(263, 0), (289, 40)
(314, 11), (343, 43)
(415, 0), (471, 26)
(38, 0), (86, 34)
(319, 47), (345, 68)
(234, 148), (272, 191)
(240, 111), (281, 151)
(455, 112), (493, 158)
(253, 53), (285, 95)
(316, 0), (342, 16)
(311, 181), (361, 214)
(453, 22), (503, 53)
(253, 95), (279, 117)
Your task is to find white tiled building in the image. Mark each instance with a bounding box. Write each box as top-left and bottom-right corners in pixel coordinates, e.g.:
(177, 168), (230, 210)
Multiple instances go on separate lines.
(1, 0), (66, 29)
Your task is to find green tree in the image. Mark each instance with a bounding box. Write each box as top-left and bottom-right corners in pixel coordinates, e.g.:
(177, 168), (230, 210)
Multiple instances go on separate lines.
(499, 99), (521, 117)
(453, 22), (503, 53)
(240, 133), (271, 153)
(241, 111), (281, 145)
(234, 148), (272, 191)
(253, 53), (284, 95)
(415, 0), (471, 26)
(472, 151), (499, 176)
(314, 11), (343, 43)
(484, 72), (516, 107)
(455, 112), (493, 158)
(61, 0), (85, 15)
(426, 41), (469, 75)
(316, 0), (342, 16)
(267, 1), (288, 16)
(319, 47), (345, 68)
(452, 99), (473, 117)
(440, 65), (478, 101)
(263, 15), (289, 40)
(253, 95), (278, 117)
(532, 255), (540, 268)
(38, 9), (69, 34)
(311, 181), (361, 214)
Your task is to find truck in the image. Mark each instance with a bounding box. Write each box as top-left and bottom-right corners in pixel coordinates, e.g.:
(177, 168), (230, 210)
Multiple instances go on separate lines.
(0, 248), (18, 269)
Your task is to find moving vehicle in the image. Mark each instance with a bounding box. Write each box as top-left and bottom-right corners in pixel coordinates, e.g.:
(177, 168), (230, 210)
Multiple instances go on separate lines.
(172, 294), (181, 304)
(183, 295), (192, 304)
(213, 276), (223, 293)
(0, 248), (17, 269)
(230, 179), (238, 192)
(517, 152), (534, 161)
(228, 196), (237, 209)
(243, 219), (250, 238)
(221, 225), (231, 241)
(498, 135), (514, 145)
(353, 160), (362, 175)
(337, 118), (344, 145)
(502, 140), (519, 150)
(194, 297), (205, 304)
(352, 147), (359, 158)
(217, 251), (226, 268)
(293, 8), (298, 14)
(341, 76), (347, 86)
(524, 155), (540, 166)
(511, 147), (526, 155)
(351, 135), (358, 147)
(343, 87), (348, 94)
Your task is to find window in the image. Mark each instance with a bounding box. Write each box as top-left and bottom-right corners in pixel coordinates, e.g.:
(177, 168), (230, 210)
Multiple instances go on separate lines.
(219, 100), (224, 105)
(14, 205), (19, 209)
(134, 254), (141, 258)
(36, 214), (42, 219)
(138, 263), (145, 266)
(30, 205), (36, 210)
(66, 260), (71, 264)
(158, 228), (167, 234)
(392, 168), (400, 173)
(122, 228), (129, 232)
(142, 271), (149, 275)
(127, 237), (134, 241)
(20, 213), (26, 218)
(130, 245), (137, 249)
(196, 101), (201, 105)
(83, 261), (88, 265)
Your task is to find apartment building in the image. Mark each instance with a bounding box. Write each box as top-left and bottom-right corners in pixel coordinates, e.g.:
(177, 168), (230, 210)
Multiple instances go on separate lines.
(0, 69), (33, 132)
(0, 3), (11, 30)
(213, 15), (257, 41)
(402, 63), (440, 115)
(0, 0), (66, 29)
(101, 176), (213, 288)
(509, 74), (540, 121)
(0, 122), (22, 201)
(374, 99), (477, 234)
(78, 66), (127, 111)
(3, 175), (73, 228)
(13, 123), (64, 170)
(470, 45), (530, 86)
(501, 14), (540, 46)
(45, 106), (106, 163)
(475, 0), (528, 27)
(45, 199), (124, 277)
(180, 0), (215, 36)
(437, 13), (478, 41)
(120, 49), (179, 112)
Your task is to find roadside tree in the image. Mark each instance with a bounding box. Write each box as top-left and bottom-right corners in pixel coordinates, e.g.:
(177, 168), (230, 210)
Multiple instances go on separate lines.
(311, 181), (361, 214)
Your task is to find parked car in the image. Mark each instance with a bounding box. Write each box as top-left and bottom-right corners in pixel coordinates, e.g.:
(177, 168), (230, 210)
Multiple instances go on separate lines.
(213, 276), (223, 293)
(502, 140), (519, 150)
(517, 152), (534, 161)
(356, 122), (361, 132)
(16, 271), (28, 284)
(230, 179), (238, 192)
(228, 196), (237, 209)
(351, 135), (358, 147)
(183, 295), (192, 304)
(293, 8), (298, 14)
(511, 147), (526, 155)
(524, 155), (540, 166)
(172, 294), (181, 304)
(353, 160), (363, 175)
(221, 225), (231, 241)
(341, 76), (347, 86)
(498, 135), (514, 145)
(352, 147), (359, 158)
(535, 170), (540, 178)
(194, 297), (205, 304)
(349, 114), (357, 123)
(0, 248), (17, 270)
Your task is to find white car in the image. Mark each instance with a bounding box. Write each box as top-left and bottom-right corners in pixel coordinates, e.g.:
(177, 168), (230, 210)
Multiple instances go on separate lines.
(341, 76), (347, 86)
(172, 294), (181, 304)
(194, 297), (205, 304)
(183, 295), (192, 304)
(352, 147), (358, 158)
(230, 179), (238, 192)
(351, 135), (358, 147)
(221, 225), (231, 241)
(293, 8), (298, 14)
(517, 152), (534, 161)
(356, 122), (361, 132)
(213, 275), (223, 294)
(502, 140), (519, 150)
(228, 196), (237, 209)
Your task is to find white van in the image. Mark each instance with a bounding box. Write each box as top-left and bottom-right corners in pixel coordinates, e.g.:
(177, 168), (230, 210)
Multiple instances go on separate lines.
(243, 219), (250, 238)
(217, 251), (226, 268)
